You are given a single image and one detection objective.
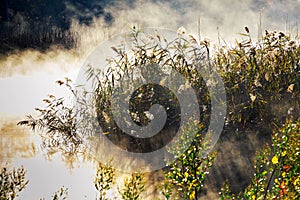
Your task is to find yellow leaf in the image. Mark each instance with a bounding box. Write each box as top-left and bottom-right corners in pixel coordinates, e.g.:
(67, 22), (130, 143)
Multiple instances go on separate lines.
(287, 84), (294, 93)
(293, 177), (299, 186)
(184, 172), (189, 178)
(264, 72), (269, 81)
(189, 191), (195, 200)
(272, 155), (279, 165)
(250, 93), (256, 102)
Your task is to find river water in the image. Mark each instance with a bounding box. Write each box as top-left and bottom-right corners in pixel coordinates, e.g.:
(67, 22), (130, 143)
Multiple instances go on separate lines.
(0, 122), (96, 199)
(0, 59), (104, 199)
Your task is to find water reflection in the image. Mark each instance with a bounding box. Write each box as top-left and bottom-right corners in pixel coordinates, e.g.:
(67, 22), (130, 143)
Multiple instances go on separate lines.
(0, 119), (37, 164)
(0, 118), (97, 199)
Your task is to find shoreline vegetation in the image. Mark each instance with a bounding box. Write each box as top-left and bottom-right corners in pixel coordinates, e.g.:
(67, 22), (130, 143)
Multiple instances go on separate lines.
(2, 28), (297, 199)
(0, 0), (114, 55)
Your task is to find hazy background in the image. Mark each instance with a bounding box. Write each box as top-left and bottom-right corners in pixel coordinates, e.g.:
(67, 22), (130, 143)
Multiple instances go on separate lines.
(0, 0), (299, 199)
(1, 0), (299, 76)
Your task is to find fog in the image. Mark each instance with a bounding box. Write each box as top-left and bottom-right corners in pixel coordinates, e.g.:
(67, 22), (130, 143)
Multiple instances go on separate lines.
(0, 0), (299, 199)
(1, 0), (299, 76)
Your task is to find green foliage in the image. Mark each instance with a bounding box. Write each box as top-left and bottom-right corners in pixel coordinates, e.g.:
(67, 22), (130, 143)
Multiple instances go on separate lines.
(220, 117), (300, 200)
(17, 28), (211, 155)
(0, 165), (28, 200)
(218, 28), (299, 200)
(164, 121), (217, 200)
(118, 172), (145, 200)
(215, 30), (300, 128)
(160, 179), (174, 200)
(15, 28), (300, 199)
(94, 162), (116, 200)
(220, 180), (236, 200)
(84, 28), (215, 199)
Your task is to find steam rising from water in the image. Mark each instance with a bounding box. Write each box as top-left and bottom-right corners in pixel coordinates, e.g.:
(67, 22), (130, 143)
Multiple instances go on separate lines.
(1, 0), (299, 77)
(1, 0), (298, 116)
(0, 0), (299, 199)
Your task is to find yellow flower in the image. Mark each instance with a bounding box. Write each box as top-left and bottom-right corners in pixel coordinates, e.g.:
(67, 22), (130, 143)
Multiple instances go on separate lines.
(281, 151), (287, 157)
(282, 172), (286, 178)
(272, 155), (279, 164)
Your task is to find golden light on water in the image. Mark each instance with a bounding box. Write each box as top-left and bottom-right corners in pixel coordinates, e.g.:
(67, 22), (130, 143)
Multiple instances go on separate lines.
(0, 58), (90, 198)
(0, 0), (299, 199)
(0, 46), (110, 198)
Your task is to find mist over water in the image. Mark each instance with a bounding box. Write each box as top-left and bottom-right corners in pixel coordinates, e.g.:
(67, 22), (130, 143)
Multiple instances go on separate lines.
(1, 0), (299, 113)
(1, 0), (299, 76)
(0, 0), (299, 199)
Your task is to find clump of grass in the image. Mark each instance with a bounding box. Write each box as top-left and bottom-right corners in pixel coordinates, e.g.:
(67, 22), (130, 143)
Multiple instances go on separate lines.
(17, 78), (83, 155)
(0, 165), (28, 200)
(215, 29), (300, 129)
(163, 120), (217, 200)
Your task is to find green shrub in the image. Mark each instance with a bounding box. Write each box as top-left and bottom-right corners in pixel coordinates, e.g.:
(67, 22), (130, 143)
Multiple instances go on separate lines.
(215, 30), (300, 128)
(220, 117), (300, 200)
(163, 121), (216, 200)
(94, 162), (116, 200)
(118, 172), (145, 200)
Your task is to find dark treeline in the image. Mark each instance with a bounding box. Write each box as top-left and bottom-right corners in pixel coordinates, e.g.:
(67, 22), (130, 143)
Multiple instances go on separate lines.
(1, 0), (299, 54)
(0, 0), (117, 54)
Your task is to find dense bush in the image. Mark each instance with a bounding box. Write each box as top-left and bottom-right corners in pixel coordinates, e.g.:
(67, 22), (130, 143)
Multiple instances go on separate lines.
(215, 30), (300, 129)
(0, 0), (114, 53)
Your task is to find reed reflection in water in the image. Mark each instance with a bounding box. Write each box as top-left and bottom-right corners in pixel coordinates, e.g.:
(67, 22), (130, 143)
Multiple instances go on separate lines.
(0, 118), (97, 199)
